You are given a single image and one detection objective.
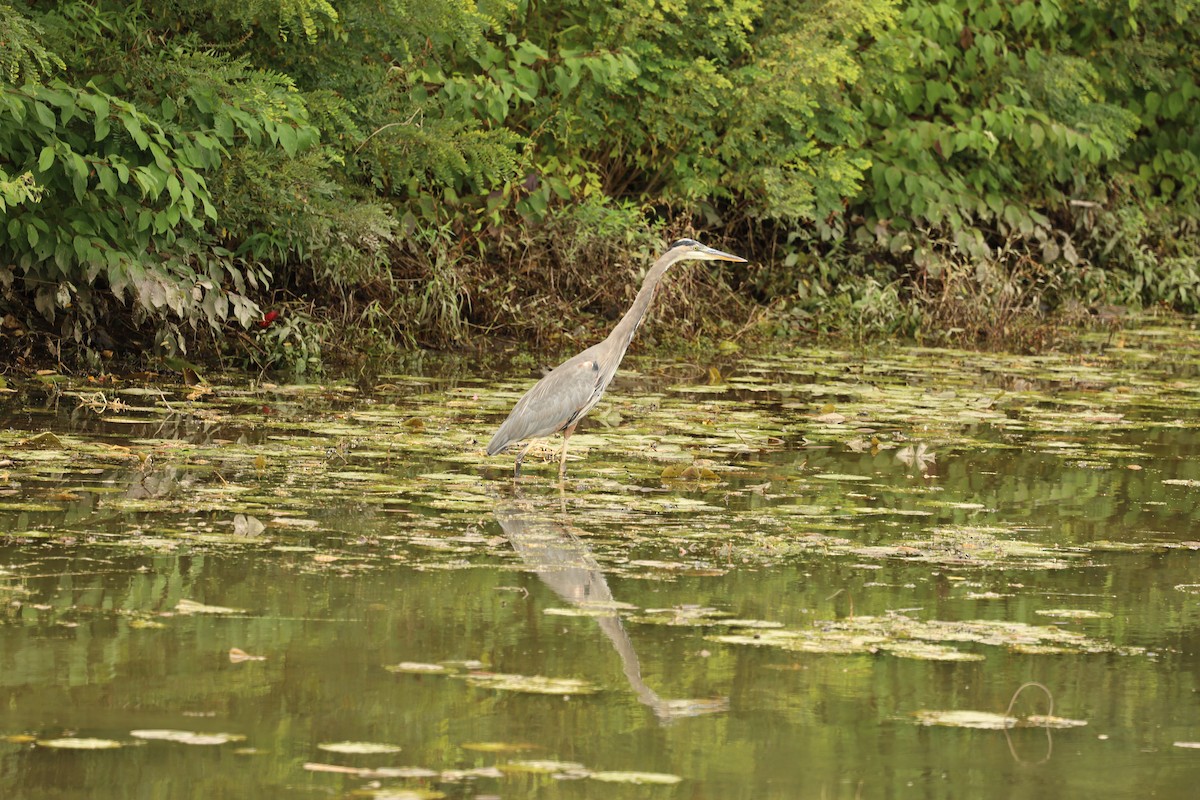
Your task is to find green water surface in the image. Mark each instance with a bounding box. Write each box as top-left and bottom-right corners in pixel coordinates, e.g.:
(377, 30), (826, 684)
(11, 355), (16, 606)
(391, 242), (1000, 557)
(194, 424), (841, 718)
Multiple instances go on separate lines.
(2, 326), (1199, 799)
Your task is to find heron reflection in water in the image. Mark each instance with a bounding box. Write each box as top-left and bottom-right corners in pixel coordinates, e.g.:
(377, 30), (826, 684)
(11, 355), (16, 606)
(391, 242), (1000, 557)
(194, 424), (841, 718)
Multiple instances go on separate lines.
(494, 501), (727, 722)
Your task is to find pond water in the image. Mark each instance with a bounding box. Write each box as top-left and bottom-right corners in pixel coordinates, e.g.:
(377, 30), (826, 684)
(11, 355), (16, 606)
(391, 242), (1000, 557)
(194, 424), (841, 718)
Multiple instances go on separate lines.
(2, 324), (1200, 799)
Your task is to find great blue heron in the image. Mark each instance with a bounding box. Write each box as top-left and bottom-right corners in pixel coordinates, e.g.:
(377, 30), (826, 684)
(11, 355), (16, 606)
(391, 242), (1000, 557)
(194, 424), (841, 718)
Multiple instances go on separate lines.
(487, 238), (747, 478)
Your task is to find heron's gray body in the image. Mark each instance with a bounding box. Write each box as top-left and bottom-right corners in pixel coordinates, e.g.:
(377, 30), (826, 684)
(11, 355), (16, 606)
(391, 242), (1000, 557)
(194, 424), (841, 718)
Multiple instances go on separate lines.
(487, 239), (746, 478)
(486, 343), (611, 455)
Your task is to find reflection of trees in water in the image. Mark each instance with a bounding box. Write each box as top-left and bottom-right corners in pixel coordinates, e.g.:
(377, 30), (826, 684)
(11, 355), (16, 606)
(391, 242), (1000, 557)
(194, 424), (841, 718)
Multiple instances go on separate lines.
(71, 411), (264, 446)
(2, 389), (268, 445)
(494, 501), (727, 723)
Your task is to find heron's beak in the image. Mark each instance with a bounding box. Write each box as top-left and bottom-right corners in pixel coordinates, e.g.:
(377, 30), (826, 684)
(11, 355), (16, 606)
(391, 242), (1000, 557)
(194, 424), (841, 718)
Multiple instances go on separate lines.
(699, 245), (748, 263)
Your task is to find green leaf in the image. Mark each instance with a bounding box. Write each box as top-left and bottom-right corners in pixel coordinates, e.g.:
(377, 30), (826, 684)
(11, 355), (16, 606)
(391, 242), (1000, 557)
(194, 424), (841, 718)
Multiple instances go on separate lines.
(514, 65), (540, 93)
(33, 101), (55, 128)
(37, 146), (55, 172)
(277, 124), (298, 157)
(124, 117), (150, 149)
(97, 165), (117, 196)
(1011, 2), (1035, 30)
(107, 260), (128, 296)
(148, 142), (170, 170)
(1029, 123), (1044, 149)
(884, 166), (903, 191)
(1166, 91), (1185, 119)
(214, 115), (234, 142)
(72, 170), (87, 202)
(1013, 126), (1030, 151)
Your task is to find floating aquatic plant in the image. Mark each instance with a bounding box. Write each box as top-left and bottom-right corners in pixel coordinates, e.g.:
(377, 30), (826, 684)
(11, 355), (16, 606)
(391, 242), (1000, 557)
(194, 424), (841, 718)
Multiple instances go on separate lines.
(707, 612), (1141, 659)
(460, 673), (600, 696)
(317, 741), (402, 755)
(35, 737), (123, 750)
(131, 730), (246, 746)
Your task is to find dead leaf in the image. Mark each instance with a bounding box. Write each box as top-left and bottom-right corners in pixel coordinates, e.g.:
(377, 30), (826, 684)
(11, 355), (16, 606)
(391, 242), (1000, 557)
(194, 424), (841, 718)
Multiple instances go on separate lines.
(229, 648), (266, 663)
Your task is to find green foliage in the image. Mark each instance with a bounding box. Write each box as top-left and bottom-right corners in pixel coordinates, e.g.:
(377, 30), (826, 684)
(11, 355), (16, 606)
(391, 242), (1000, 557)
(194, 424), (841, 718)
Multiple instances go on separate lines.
(0, 78), (237, 341)
(851, 0), (1200, 317)
(467, 197), (671, 346)
(0, 169), (42, 212)
(390, 223), (472, 347)
(245, 308), (325, 376)
(251, 0), (526, 205)
(423, 0), (895, 225)
(0, 0), (452, 361)
(3, 0), (1200, 369)
(858, 1), (1139, 246)
(0, 3), (62, 84)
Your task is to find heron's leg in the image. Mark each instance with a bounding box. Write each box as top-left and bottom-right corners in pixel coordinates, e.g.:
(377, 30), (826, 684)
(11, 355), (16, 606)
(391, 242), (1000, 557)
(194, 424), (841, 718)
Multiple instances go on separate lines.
(514, 441), (537, 478)
(558, 422), (578, 480)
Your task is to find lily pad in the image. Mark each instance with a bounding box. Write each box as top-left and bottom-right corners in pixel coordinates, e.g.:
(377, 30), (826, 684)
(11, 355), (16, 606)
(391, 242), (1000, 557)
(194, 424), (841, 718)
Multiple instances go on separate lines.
(879, 641), (985, 662)
(131, 729), (246, 746)
(1025, 715), (1088, 729)
(589, 770), (684, 785)
(175, 599), (245, 615)
(36, 737), (124, 750)
(913, 710), (1017, 729)
(461, 672), (599, 695)
(708, 612), (1139, 658)
(501, 759), (589, 775)
(317, 741), (402, 755)
(305, 762), (436, 778)
(1035, 609), (1114, 620)
(628, 606), (735, 627)
(352, 790), (445, 800)
(543, 606), (625, 618)
(460, 741), (537, 753)
(708, 628), (884, 655)
(385, 662), (449, 674)
(722, 619), (786, 629)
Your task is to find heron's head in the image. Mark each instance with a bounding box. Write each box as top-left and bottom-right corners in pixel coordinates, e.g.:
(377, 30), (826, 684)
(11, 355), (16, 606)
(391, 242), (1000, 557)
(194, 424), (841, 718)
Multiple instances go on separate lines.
(667, 238), (748, 263)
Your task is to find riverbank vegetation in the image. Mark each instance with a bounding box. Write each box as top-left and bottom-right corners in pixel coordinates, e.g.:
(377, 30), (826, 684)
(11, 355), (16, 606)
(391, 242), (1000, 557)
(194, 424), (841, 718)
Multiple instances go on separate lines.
(2, 0), (1198, 374)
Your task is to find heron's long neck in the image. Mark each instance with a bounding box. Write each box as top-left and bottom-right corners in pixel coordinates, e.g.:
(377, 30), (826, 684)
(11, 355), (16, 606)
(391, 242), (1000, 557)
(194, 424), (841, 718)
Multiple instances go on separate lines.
(604, 256), (674, 361)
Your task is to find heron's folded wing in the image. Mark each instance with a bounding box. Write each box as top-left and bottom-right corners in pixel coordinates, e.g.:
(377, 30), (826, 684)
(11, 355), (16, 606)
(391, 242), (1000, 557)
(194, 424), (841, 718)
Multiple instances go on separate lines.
(487, 358), (602, 453)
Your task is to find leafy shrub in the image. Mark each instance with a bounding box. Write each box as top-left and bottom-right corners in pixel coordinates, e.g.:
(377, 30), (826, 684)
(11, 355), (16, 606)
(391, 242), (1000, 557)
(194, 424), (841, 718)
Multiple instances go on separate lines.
(850, 0), (1200, 321)
(425, 0), (895, 225)
(3, 0), (1200, 370)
